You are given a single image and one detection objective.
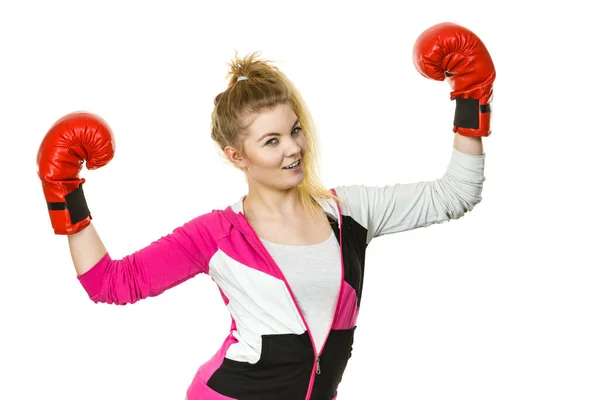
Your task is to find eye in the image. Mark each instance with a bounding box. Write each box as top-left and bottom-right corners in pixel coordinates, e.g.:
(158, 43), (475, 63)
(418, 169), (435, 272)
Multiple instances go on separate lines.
(264, 127), (302, 146)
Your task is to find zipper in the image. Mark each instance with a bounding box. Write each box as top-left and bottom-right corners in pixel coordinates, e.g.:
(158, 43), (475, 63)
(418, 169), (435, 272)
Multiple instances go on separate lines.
(232, 200), (345, 400)
(315, 355), (321, 375)
(306, 207), (345, 398)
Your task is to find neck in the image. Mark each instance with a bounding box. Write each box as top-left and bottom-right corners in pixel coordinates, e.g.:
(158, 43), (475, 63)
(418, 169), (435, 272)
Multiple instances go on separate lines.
(243, 186), (304, 220)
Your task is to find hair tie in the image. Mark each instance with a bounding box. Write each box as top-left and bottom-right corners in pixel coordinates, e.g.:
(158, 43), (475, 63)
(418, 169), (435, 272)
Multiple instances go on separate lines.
(237, 76), (248, 82)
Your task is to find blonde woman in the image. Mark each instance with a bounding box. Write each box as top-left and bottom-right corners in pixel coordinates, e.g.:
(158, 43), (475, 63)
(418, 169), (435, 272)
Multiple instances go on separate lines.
(37, 22), (494, 400)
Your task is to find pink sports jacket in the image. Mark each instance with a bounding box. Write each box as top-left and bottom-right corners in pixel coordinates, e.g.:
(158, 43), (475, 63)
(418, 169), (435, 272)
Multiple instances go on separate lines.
(77, 148), (485, 400)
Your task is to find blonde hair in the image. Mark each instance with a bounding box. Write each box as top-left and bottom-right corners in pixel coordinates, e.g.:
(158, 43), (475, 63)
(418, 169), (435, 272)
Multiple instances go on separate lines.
(210, 51), (341, 219)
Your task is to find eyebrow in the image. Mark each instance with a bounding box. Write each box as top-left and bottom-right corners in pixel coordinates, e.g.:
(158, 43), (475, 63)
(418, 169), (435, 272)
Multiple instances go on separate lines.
(257, 119), (300, 143)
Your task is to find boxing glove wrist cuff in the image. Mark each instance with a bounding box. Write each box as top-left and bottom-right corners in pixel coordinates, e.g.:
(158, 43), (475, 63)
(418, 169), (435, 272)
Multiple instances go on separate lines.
(47, 184), (91, 225)
(454, 97), (491, 130)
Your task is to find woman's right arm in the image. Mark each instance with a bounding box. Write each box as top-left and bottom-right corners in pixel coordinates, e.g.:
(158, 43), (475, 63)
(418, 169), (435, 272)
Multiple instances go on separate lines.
(72, 214), (215, 305)
(37, 112), (212, 305)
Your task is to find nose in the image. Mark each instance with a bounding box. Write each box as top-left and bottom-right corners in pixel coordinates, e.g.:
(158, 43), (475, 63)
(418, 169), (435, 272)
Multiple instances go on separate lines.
(283, 135), (302, 157)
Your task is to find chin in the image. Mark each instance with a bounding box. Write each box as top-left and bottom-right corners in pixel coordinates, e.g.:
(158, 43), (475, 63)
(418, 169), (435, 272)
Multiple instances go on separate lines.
(279, 174), (305, 190)
(287, 177), (305, 189)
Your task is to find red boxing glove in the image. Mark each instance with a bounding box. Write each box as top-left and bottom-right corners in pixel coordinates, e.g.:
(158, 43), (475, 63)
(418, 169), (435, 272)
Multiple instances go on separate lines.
(36, 112), (115, 234)
(413, 22), (496, 137)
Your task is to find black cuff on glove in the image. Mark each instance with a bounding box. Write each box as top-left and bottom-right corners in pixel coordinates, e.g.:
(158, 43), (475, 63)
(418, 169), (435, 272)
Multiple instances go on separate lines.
(454, 97), (491, 129)
(47, 185), (91, 224)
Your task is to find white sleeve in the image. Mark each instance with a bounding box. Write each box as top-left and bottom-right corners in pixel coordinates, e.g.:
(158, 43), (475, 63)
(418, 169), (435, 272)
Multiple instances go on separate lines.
(334, 147), (486, 244)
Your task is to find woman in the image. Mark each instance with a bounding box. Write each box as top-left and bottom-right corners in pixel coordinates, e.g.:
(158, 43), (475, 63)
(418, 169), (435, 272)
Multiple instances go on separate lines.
(37, 23), (493, 400)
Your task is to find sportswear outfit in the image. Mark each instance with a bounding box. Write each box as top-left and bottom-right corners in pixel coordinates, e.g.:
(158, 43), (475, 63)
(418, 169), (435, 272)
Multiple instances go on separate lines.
(76, 147), (485, 400)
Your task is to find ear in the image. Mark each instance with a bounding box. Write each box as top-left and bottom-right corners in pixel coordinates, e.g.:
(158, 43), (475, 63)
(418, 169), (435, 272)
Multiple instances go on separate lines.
(224, 145), (247, 169)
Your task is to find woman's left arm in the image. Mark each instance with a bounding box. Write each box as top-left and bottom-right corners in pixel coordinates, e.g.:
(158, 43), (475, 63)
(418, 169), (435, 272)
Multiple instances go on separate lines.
(333, 136), (486, 245)
(330, 21), (493, 245)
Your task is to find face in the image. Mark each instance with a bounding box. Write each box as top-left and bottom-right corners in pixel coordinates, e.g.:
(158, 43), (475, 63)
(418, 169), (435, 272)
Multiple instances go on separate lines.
(226, 103), (307, 192)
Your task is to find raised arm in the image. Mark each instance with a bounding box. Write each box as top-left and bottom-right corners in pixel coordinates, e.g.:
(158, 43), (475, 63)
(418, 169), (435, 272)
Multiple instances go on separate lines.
(335, 22), (495, 245)
(335, 143), (485, 244)
(37, 112), (211, 305)
(74, 216), (212, 305)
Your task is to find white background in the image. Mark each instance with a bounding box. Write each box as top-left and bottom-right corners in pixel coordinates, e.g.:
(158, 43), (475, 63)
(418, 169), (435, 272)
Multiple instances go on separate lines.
(1, 1), (599, 399)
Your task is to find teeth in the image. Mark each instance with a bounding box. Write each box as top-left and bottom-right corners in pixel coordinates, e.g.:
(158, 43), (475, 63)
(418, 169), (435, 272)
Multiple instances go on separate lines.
(285, 160), (299, 169)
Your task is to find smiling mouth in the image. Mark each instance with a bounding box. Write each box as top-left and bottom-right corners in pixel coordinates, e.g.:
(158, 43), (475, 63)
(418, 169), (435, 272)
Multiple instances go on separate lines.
(283, 160), (301, 169)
